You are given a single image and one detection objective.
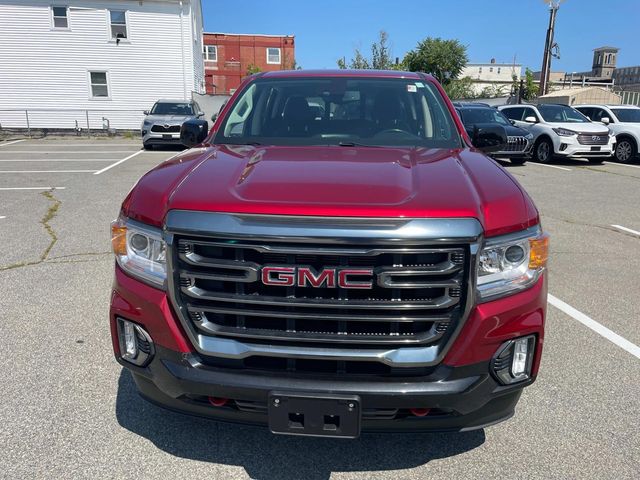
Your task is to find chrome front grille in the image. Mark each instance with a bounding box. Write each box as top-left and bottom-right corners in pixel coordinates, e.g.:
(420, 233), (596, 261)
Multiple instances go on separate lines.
(577, 133), (609, 145)
(151, 124), (181, 133)
(173, 238), (468, 347)
(504, 136), (529, 152)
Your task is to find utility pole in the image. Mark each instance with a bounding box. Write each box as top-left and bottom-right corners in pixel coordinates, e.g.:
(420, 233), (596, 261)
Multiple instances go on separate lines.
(539, 0), (563, 97)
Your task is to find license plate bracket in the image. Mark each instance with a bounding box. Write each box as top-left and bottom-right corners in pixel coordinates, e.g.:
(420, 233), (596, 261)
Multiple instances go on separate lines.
(268, 392), (361, 438)
(163, 134), (173, 140)
(591, 146), (601, 151)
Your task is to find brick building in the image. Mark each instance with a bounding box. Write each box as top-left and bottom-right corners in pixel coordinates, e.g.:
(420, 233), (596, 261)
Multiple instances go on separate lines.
(203, 32), (295, 94)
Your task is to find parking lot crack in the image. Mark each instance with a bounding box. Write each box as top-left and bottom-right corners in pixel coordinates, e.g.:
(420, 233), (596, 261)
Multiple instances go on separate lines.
(0, 189), (61, 271)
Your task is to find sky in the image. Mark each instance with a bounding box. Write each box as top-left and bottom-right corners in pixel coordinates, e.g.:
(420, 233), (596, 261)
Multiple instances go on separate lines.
(202, 0), (640, 73)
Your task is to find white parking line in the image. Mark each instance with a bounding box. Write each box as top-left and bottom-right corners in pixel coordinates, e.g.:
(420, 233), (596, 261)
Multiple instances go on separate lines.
(0, 186), (66, 190)
(529, 163), (572, 171)
(93, 149), (145, 175)
(611, 224), (640, 237)
(0, 140), (26, 148)
(0, 170), (96, 173)
(0, 150), (137, 154)
(548, 294), (640, 360)
(0, 159), (119, 162)
(604, 161), (640, 170)
(0, 216), (6, 219)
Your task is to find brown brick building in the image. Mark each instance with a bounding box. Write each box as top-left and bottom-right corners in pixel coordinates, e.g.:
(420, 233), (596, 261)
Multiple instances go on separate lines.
(203, 33), (295, 94)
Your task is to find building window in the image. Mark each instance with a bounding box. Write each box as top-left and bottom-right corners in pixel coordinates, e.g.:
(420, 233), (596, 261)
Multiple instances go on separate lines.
(489, 67), (493, 73)
(52, 6), (68, 28)
(497, 67), (501, 74)
(89, 71), (109, 98)
(266, 47), (281, 65)
(203, 45), (217, 62)
(109, 10), (127, 39)
(479, 67), (482, 73)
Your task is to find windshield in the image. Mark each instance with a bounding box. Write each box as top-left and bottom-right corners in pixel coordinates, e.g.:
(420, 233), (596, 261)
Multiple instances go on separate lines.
(537, 104), (589, 123)
(214, 76), (461, 148)
(460, 108), (510, 126)
(150, 102), (194, 115)
(611, 108), (640, 123)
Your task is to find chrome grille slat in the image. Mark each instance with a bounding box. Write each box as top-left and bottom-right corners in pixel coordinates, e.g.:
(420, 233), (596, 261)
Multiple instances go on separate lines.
(179, 288), (458, 309)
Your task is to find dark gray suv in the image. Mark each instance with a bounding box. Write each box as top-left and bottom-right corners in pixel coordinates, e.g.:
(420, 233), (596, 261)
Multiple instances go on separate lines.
(141, 99), (204, 149)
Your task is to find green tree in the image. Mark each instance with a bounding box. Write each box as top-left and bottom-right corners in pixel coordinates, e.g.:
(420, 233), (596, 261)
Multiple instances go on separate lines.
(523, 68), (539, 100)
(371, 30), (394, 70)
(246, 64), (261, 75)
(403, 37), (468, 85)
(444, 77), (476, 100)
(337, 30), (393, 69)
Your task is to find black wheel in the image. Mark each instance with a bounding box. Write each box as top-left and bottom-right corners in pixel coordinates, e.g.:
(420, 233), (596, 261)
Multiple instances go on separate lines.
(588, 157), (604, 164)
(511, 158), (527, 165)
(614, 137), (637, 163)
(533, 137), (553, 163)
(143, 143), (153, 150)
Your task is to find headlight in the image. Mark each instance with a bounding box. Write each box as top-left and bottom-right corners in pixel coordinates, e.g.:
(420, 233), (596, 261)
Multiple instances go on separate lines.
(477, 226), (549, 302)
(142, 119), (152, 128)
(111, 218), (166, 288)
(552, 127), (576, 137)
(525, 133), (534, 140)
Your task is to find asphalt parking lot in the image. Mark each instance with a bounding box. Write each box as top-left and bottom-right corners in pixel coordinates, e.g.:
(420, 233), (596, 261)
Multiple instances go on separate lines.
(0, 137), (638, 479)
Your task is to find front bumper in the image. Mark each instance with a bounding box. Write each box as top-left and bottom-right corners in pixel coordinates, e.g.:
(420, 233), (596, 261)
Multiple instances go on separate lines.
(141, 129), (183, 146)
(125, 347), (525, 432)
(110, 265), (547, 433)
(553, 135), (615, 158)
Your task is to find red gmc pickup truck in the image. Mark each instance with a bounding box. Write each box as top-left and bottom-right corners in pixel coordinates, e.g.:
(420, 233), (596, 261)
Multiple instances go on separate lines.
(110, 70), (548, 438)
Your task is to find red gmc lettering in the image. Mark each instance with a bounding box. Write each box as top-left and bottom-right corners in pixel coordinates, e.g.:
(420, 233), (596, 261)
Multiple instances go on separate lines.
(261, 266), (295, 286)
(297, 267), (336, 288)
(338, 269), (374, 289)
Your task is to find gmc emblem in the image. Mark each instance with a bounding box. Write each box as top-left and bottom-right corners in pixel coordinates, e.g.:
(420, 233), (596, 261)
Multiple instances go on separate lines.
(261, 266), (373, 289)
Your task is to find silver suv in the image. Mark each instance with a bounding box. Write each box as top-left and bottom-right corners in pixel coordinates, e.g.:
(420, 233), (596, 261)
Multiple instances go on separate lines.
(142, 99), (204, 149)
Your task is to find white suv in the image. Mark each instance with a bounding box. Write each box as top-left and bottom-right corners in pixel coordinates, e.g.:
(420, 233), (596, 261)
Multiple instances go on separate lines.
(498, 104), (615, 164)
(574, 105), (640, 163)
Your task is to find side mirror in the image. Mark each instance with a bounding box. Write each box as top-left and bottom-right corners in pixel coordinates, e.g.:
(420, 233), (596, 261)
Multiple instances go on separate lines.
(197, 112), (205, 118)
(524, 116), (537, 123)
(510, 119), (516, 125)
(143, 110), (149, 115)
(211, 113), (218, 122)
(601, 117), (610, 125)
(471, 124), (507, 153)
(180, 119), (209, 147)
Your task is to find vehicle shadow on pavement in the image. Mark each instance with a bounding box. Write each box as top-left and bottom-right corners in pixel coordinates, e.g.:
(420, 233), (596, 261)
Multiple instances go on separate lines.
(115, 370), (485, 480)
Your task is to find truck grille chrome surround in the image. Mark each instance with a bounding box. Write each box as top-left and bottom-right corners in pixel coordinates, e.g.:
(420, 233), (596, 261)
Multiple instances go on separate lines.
(165, 212), (482, 369)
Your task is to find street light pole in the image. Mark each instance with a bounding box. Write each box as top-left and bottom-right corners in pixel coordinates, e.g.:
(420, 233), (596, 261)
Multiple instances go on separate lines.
(539, 0), (562, 97)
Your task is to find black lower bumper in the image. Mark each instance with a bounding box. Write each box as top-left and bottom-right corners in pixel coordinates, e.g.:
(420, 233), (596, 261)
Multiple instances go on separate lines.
(120, 346), (530, 434)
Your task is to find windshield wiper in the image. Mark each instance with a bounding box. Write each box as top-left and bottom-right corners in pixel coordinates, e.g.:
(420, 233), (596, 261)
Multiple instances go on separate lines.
(336, 141), (382, 148)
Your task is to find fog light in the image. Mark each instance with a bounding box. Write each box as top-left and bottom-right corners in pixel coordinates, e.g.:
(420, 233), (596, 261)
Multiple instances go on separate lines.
(117, 318), (154, 367)
(559, 143), (568, 151)
(491, 335), (535, 385)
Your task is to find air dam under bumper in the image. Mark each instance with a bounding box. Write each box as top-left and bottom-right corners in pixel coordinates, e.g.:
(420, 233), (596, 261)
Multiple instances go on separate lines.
(110, 266), (546, 433)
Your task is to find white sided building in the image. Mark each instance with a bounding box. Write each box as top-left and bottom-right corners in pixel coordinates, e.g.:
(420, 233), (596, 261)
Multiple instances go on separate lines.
(0, 0), (204, 131)
(460, 59), (522, 97)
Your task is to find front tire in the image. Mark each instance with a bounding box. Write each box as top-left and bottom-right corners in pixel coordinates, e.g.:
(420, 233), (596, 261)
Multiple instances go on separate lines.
(615, 138), (637, 163)
(533, 138), (553, 163)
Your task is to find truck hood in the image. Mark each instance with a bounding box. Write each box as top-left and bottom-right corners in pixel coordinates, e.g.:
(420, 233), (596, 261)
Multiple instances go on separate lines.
(123, 145), (539, 237)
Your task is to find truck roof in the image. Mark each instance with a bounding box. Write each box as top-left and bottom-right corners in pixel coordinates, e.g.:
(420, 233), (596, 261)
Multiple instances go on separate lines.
(259, 69), (429, 80)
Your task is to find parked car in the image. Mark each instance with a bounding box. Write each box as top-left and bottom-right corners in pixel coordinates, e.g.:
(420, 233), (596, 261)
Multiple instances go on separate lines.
(141, 99), (205, 149)
(498, 103), (615, 164)
(110, 70), (548, 437)
(574, 104), (640, 163)
(454, 102), (533, 164)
